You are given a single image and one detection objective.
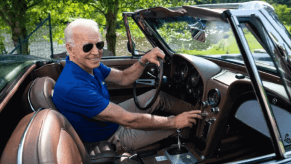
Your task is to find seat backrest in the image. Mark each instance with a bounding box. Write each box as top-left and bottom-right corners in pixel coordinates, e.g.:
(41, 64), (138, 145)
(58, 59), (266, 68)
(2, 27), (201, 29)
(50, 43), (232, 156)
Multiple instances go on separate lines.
(23, 76), (57, 113)
(0, 109), (91, 164)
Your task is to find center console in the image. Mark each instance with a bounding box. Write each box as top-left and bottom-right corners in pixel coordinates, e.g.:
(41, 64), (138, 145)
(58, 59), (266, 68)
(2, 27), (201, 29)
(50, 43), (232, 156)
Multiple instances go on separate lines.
(140, 129), (199, 164)
(164, 145), (198, 164)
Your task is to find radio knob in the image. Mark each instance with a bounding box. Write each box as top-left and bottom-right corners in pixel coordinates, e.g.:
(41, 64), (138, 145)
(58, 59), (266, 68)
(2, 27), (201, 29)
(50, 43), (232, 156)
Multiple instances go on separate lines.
(211, 107), (219, 114)
(201, 111), (208, 117)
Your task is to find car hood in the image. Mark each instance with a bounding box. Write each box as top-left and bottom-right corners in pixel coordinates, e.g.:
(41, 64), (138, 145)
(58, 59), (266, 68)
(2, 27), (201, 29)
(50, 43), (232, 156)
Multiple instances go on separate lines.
(0, 54), (45, 91)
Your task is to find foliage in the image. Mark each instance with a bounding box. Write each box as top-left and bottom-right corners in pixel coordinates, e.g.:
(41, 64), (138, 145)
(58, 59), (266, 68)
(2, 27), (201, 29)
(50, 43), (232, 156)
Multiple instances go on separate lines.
(0, 0), (291, 56)
(157, 22), (193, 43)
(273, 4), (291, 33)
(178, 30), (263, 56)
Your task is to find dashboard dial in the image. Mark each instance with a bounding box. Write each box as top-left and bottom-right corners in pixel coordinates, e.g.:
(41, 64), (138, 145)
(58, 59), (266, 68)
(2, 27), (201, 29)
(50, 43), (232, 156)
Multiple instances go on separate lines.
(193, 85), (203, 98)
(208, 89), (221, 107)
(189, 68), (200, 87)
(179, 62), (188, 81)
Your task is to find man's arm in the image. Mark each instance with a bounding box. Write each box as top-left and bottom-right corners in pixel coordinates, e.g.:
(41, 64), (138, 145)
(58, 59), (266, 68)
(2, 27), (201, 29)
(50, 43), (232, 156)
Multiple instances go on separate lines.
(104, 47), (165, 86)
(93, 102), (202, 130)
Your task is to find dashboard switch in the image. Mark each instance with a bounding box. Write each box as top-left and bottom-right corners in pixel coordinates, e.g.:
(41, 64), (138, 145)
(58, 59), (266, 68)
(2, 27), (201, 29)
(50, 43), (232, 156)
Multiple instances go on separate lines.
(202, 101), (209, 108)
(209, 117), (216, 123)
(201, 111), (208, 117)
(211, 107), (219, 114)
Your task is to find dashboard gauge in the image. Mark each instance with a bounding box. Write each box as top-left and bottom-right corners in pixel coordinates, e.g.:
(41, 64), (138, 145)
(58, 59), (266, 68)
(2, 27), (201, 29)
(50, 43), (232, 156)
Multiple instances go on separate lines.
(208, 89), (221, 107)
(179, 62), (188, 81)
(173, 69), (180, 82)
(193, 85), (203, 98)
(188, 68), (200, 87)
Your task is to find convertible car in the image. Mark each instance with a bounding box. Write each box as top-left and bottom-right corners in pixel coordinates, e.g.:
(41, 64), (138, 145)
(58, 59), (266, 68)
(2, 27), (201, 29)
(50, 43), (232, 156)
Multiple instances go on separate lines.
(1, 1), (291, 164)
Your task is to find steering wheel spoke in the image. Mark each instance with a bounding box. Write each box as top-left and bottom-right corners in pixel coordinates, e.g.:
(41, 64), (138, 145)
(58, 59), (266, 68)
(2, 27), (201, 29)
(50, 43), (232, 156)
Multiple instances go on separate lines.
(136, 79), (156, 86)
(147, 72), (156, 78)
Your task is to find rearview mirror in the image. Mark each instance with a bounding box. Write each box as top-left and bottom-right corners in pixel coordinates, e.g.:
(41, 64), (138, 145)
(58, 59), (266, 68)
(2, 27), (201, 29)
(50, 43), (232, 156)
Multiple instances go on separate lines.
(188, 19), (206, 42)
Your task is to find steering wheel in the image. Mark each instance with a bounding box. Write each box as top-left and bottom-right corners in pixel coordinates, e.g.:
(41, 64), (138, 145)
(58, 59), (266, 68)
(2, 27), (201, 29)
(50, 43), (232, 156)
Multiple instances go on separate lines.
(133, 59), (163, 110)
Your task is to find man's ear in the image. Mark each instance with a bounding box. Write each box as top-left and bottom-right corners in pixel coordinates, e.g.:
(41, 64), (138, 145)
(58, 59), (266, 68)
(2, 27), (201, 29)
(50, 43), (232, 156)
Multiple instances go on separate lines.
(66, 43), (74, 57)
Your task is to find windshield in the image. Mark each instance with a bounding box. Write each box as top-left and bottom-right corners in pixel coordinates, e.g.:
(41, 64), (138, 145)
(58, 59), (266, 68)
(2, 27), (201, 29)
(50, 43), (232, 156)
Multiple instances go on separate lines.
(146, 16), (276, 72)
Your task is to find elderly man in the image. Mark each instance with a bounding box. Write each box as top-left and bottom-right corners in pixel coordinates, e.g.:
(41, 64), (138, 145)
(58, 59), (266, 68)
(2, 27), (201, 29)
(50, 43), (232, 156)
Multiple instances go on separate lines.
(52, 18), (202, 151)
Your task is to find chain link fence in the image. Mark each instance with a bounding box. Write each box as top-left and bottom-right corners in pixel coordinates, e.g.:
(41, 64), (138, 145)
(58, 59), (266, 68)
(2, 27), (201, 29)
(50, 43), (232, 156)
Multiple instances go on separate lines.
(0, 14), (152, 58)
(0, 14), (68, 59)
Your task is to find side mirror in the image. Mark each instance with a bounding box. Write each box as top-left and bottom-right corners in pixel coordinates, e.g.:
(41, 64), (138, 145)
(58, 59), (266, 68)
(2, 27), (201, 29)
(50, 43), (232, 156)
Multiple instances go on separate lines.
(188, 19), (206, 42)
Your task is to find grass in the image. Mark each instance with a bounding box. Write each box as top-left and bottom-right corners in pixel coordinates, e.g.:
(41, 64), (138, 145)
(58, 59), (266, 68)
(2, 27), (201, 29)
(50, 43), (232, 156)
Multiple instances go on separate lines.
(176, 30), (263, 56)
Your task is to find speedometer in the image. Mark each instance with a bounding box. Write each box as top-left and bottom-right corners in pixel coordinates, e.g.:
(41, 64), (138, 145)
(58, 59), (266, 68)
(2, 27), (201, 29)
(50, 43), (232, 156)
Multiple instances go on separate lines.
(179, 62), (188, 81)
(188, 68), (200, 87)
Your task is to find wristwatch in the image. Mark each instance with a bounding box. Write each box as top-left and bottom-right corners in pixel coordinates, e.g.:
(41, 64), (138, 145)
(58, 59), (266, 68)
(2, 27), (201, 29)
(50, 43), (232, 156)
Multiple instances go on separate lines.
(138, 56), (149, 66)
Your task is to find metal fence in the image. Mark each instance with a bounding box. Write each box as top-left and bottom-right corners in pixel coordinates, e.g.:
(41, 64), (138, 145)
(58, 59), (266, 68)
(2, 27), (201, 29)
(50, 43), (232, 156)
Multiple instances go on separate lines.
(0, 14), (68, 59)
(9, 14), (53, 58)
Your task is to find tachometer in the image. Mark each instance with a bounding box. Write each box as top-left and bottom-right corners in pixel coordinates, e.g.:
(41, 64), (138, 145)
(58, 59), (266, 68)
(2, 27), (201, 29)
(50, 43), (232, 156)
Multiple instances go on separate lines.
(188, 68), (200, 87)
(179, 62), (188, 81)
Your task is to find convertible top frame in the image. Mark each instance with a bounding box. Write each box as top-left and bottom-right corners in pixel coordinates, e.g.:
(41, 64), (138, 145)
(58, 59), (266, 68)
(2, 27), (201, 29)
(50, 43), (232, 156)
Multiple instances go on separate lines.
(225, 7), (291, 163)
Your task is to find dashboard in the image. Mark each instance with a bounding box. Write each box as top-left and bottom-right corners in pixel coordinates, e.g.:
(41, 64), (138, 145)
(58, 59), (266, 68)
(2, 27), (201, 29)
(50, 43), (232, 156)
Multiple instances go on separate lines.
(167, 53), (291, 158)
(172, 61), (204, 105)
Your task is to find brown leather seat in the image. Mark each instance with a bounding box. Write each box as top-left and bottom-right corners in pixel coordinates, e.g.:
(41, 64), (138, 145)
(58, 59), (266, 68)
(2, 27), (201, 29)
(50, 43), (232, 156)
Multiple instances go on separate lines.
(18, 76), (118, 163)
(22, 76), (57, 113)
(17, 76), (159, 163)
(0, 109), (92, 164)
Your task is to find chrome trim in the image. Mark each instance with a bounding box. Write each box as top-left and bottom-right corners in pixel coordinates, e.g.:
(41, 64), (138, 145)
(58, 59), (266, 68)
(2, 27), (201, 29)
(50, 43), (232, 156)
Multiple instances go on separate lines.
(27, 79), (37, 112)
(17, 108), (42, 164)
(231, 152), (291, 164)
(228, 153), (275, 164)
(136, 79), (156, 86)
(229, 14), (285, 158)
(147, 72), (156, 78)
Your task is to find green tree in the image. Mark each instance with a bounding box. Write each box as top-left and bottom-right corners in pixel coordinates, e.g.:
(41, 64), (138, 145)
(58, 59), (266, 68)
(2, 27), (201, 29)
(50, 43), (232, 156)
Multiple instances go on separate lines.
(0, 0), (46, 54)
(86, 0), (196, 56)
(0, 0), (99, 55)
(273, 4), (291, 32)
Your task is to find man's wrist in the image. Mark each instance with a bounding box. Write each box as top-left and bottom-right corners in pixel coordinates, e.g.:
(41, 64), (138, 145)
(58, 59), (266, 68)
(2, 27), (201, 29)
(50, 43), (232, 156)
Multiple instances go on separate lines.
(168, 115), (177, 129)
(138, 56), (149, 66)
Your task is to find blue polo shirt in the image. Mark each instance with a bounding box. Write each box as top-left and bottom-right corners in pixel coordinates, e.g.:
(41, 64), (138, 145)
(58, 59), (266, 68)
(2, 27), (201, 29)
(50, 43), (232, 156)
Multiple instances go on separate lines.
(52, 56), (119, 142)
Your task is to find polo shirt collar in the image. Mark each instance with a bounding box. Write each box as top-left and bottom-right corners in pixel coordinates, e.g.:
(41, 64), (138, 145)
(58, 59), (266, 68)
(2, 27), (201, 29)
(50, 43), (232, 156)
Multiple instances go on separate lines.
(65, 56), (95, 80)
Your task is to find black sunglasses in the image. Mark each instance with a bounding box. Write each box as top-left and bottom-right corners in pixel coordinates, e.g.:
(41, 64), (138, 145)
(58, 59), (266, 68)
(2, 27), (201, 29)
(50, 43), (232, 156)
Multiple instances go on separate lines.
(83, 41), (104, 52)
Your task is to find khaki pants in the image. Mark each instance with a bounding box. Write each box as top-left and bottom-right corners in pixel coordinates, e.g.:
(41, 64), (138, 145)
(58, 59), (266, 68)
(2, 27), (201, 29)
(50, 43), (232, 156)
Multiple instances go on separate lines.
(107, 89), (195, 151)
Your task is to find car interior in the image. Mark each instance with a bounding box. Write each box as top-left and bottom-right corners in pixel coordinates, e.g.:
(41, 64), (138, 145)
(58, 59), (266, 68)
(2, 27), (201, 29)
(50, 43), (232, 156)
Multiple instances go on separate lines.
(1, 5), (291, 164)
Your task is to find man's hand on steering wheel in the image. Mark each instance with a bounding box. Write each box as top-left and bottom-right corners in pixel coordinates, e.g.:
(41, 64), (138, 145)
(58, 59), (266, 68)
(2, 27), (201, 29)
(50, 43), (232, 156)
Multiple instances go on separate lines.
(140, 47), (165, 67)
(133, 47), (166, 110)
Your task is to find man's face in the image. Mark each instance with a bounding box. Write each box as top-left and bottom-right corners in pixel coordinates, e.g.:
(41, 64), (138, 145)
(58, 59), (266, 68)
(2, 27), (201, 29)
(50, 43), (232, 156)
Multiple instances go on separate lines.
(67, 26), (103, 74)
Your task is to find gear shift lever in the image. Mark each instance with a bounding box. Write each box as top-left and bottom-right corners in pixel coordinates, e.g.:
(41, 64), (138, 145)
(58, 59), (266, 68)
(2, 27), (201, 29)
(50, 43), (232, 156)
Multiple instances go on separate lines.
(177, 129), (182, 150)
(165, 129), (197, 163)
(166, 129), (188, 155)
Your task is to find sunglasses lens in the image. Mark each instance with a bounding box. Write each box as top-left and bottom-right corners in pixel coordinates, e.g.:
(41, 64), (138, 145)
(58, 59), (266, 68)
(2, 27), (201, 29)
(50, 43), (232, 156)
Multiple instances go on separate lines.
(83, 44), (93, 52)
(97, 41), (104, 50)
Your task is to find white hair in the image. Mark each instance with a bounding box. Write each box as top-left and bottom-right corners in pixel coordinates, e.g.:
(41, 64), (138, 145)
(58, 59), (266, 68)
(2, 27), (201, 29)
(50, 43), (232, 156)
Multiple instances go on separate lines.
(64, 18), (99, 45)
